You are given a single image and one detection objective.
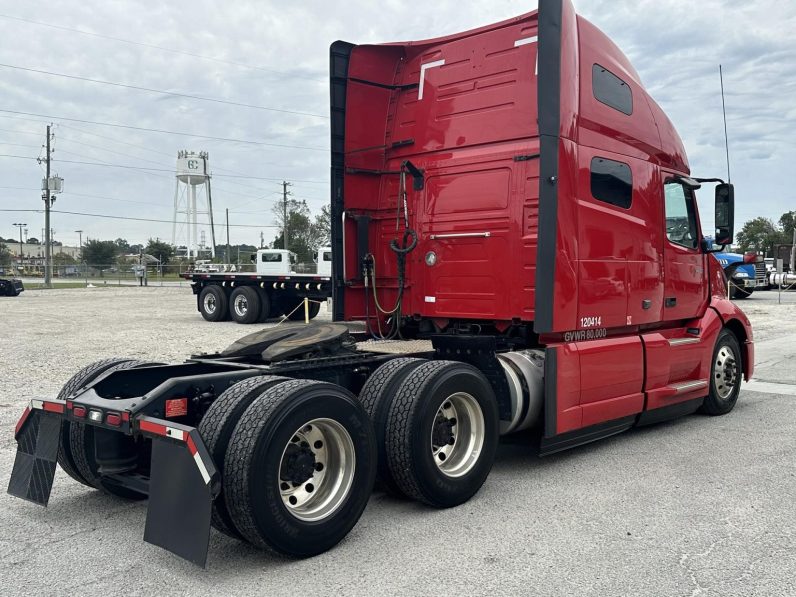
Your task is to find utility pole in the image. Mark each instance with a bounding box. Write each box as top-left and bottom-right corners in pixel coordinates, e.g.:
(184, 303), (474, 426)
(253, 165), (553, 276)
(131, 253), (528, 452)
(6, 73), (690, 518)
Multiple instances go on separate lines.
(282, 180), (292, 251)
(74, 230), (83, 259)
(44, 125), (52, 288)
(13, 222), (26, 262)
(260, 230), (264, 249)
(225, 208), (230, 265)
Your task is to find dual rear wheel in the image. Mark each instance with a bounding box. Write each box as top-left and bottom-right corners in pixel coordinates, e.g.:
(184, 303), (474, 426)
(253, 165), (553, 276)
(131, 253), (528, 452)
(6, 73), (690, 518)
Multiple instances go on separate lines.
(198, 284), (320, 324)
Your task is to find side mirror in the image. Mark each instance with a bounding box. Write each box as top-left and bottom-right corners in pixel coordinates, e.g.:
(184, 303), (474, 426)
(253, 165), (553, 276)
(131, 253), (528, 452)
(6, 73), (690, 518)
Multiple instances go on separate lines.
(714, 183), (734, 246)
(250, 254), (256, 263)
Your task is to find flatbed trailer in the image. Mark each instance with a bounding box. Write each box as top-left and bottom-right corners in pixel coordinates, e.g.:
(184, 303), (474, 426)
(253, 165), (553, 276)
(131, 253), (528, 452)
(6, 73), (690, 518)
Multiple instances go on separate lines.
(9, 0), (754, 568)
(182, 271), (331, 323)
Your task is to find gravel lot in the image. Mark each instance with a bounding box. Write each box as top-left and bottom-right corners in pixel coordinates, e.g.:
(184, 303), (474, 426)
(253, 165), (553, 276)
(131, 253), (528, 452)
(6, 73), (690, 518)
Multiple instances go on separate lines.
(1, 287), (795, 596)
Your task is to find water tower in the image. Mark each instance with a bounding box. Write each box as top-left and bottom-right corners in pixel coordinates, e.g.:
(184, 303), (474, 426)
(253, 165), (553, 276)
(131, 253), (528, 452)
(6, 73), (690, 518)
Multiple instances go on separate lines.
(172, 150), (216, 259)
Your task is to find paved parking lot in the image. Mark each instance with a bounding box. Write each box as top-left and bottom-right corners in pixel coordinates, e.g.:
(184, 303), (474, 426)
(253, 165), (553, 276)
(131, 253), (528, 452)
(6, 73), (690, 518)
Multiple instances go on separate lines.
(1, 287), (794, 596)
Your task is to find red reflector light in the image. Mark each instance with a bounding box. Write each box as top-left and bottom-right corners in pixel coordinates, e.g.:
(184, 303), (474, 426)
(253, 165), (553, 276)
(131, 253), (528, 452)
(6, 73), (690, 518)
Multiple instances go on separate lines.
(165, 398), (188, 418)
(105, 412), (122, 427)
(73, 406), (87, 418)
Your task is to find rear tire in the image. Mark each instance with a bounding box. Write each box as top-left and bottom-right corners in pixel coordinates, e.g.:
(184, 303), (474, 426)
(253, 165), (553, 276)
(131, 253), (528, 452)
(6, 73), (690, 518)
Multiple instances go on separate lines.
(56, 358), (136, 487)
(230, 286), (261, 324)
(700, 329), (742, 416)
(286, 300), (321, 321)
(199, 285), (228, 322)
(730, 285), (753, 299)
(224, 379), (376, 556)
(197, 375), (289, 539)
(69, 361), (162, 499)
(255, 287), (273, 323)
(357, 358), (426, 495)
(385, 360), (499, 508)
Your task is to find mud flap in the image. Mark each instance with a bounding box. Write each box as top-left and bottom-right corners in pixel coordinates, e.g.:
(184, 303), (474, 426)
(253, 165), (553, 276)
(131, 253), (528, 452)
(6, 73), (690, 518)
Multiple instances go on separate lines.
(140, 418), (219, 567)
(7, 408), (61, 506)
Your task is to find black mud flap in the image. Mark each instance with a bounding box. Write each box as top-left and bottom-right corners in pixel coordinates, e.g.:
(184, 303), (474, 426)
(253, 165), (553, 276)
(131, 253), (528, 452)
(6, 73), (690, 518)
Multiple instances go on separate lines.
(140, 418), (219, 567)
(7, 408), (61, 506)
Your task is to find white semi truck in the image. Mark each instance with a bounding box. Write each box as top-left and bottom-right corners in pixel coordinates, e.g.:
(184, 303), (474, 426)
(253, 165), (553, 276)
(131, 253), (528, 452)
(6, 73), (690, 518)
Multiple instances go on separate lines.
(182, 248), (332, 323)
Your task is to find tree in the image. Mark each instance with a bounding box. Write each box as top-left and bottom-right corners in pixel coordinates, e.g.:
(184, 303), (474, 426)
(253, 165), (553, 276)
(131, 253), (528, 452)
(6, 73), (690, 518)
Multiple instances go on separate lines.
(735, 217), (785, 255)
(53, 251), (76, 266)
(314, 204), (331, 247)
(114, 238), (131, 254)
(271, 200), (330, 262)
(779, 211), (796, 243)
(145, 238), (175, 266)
(81, 239), (118, 267)
(0, 242), (10, 266)
(27, 237), (39, 245)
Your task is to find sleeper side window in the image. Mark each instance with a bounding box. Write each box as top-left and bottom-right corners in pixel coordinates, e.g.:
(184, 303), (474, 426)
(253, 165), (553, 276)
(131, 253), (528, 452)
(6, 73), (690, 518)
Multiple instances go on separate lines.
(261, 253), (283, 262)
(593, 64), (633, 115)
(664, 181), (699, 249)
(590, 157), (632, 209)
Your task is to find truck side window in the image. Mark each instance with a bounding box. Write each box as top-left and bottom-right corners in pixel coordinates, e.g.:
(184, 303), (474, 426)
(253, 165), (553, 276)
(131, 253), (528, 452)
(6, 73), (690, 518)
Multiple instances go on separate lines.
(592, 64), (632, 115)
(261, 253), (283, 262)
(664, 181), (699, 249)
(590, 157), (632, 209)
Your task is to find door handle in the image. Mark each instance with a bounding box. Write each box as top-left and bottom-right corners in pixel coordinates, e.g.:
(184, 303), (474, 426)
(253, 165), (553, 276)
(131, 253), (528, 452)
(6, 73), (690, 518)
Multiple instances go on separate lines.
(429, 232), (491, 240)
(664, 297), (677, 308)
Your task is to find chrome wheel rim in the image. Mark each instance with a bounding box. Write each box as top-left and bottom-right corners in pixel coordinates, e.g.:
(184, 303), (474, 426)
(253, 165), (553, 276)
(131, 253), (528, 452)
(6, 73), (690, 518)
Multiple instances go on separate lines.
(278, 418), (355, 522)
(203, 293), (216, 314)
(233, 294), (248, 317)
(714, 344), (739, 399)
(430, 392), (485, 478)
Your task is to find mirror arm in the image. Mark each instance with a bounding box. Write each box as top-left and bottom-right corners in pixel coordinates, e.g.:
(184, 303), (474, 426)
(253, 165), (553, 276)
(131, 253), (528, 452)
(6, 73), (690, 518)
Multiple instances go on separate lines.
(693, 177), (725, 184)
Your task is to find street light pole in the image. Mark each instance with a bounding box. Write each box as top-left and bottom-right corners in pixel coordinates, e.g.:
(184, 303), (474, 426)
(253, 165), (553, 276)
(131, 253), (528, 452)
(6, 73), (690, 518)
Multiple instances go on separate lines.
(13, 222), (26, 263)
(74, 229), (83, 259)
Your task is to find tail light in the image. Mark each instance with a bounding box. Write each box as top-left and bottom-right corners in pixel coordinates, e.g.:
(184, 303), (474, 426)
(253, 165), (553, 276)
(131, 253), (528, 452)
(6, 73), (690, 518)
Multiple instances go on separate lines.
(105, 412), (122, 427)
(73, 406), (87, 418)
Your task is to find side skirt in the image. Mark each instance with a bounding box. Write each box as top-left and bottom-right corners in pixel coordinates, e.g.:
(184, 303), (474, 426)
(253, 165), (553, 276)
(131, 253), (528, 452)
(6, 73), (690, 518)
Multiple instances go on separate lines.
(635, 397), (703, 427)
(539, 415), (635, 457)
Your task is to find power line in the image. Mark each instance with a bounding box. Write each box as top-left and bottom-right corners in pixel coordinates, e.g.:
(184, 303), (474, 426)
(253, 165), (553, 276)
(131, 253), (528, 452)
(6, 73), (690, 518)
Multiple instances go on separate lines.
(0, 13), (325, 82)
(0, 208), (277, 228)
(0, 62), (328, 119)
(46, 156), (327, 184)
(0, 109), (327, 151)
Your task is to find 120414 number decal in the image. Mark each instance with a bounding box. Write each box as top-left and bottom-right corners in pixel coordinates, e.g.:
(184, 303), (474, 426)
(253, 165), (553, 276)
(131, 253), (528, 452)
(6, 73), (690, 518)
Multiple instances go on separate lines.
(580, 316), (602, 328)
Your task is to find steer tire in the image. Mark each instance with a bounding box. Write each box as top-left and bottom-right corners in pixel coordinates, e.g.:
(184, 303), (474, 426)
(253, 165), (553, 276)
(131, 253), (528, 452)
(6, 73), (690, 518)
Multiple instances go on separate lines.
(197, 375), (290, 539)
(224, 379), (376, 556)
(69, 360), (161, 500)
(286, 300), (321, 321)
(357, 358), (426, 495)
(199, 285), (228, 322)
(384, 360), (499, 508)
(56, 358), (137, 488)
(700, 329), (743, 416)
(229, 286), (261, 324)
(255, 287), (273, 323)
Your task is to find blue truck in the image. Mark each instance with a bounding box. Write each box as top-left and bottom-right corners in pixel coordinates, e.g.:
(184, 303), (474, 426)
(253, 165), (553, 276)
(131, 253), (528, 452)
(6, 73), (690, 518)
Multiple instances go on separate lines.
(716, 251), (767, 298)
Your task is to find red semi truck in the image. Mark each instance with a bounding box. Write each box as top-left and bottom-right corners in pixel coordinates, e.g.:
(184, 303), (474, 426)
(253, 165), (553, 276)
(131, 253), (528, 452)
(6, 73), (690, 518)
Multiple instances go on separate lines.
(8, 0), (753, 567)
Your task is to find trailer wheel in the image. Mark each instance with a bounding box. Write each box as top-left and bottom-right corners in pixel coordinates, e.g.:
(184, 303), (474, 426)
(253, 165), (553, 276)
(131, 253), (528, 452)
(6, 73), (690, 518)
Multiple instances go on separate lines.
(199, 285), (228, 322)
(357, 358), (426, 495)
(224, 379), (376, 556)
(197, 375), (289, 539)
(255, 287), (272, 322)
(286, 300), (321, 321)
(700, 329), (743, 416)
(230, 286), (261, 324)
(55, 358), (137, 487)
(69, 361), (162, 499)
(385, 360), (499, 508)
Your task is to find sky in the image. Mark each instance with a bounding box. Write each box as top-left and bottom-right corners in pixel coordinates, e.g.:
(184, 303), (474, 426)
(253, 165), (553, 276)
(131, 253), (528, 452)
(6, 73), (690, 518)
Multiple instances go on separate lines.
(0, 0), (794, 249)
